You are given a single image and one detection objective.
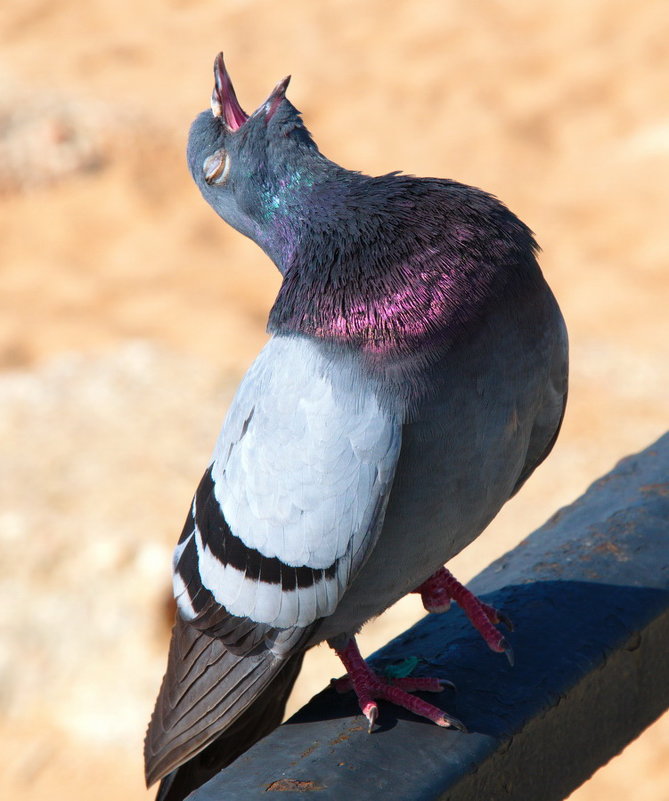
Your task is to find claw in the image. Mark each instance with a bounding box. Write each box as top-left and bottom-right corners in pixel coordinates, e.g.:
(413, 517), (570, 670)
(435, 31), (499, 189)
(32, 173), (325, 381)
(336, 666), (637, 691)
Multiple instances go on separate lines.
(502, 640), (515, 667)
(335, 638), (461, 733)
(440, 712), (468, 732)
(419, 568), (515, 659)
(364, 703), (378, 733)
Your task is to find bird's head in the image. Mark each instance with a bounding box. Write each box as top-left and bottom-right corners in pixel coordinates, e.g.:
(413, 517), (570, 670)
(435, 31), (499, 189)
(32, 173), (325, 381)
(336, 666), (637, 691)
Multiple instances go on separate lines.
(187, 53), (328, 271)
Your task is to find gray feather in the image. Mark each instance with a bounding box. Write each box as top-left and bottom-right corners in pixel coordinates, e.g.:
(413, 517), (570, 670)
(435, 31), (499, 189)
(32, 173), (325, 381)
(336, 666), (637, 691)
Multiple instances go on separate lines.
(145, 616), (309, 790)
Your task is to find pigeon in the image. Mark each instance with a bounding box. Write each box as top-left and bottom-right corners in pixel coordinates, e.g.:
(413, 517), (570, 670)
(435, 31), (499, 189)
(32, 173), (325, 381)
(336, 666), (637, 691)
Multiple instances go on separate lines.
(144, 53), (568, 801)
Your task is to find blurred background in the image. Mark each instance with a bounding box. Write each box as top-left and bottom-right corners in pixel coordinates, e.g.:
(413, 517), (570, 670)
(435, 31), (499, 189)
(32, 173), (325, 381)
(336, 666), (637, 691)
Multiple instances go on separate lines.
(1, 1), (668, 799)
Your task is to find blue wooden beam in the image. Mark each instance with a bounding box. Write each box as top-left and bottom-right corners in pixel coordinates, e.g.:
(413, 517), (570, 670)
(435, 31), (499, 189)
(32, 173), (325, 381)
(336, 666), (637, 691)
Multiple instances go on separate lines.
(191, 433), (669, 801)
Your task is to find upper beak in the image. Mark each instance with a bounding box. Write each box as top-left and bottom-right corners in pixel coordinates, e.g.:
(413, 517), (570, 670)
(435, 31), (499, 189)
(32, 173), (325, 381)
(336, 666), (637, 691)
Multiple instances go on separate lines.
(211, 53), (249, 130)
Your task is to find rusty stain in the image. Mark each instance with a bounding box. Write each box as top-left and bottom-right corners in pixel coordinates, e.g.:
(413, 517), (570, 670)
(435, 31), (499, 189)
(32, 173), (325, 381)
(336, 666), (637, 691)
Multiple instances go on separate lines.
(266, 779), (325, 792)
(580, 537), (630, 562)
(591, 541), (628, 560)
(329, 724), (364, 746)
(300, 743), (319, 759)
(533, 560), (563, 574)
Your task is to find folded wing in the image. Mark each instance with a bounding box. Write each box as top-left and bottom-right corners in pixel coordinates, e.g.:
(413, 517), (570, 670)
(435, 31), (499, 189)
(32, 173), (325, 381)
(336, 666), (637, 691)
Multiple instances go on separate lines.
(145, 335), (401, 788)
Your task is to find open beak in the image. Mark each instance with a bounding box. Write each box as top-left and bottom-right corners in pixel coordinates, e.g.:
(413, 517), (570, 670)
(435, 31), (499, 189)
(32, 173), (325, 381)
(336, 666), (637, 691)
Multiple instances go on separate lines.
(211, 53), (291, 129)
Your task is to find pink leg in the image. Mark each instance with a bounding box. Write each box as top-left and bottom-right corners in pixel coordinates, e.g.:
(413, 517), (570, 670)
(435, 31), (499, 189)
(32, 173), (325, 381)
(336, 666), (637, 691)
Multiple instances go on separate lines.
(414, 567), (514, 665)
(333, 637), (466, 733)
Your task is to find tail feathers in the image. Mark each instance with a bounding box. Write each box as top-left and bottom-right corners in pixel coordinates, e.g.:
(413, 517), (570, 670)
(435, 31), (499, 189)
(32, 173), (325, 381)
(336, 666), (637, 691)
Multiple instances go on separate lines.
(145, 616), (305, 795)
(155, 648), (305, 801)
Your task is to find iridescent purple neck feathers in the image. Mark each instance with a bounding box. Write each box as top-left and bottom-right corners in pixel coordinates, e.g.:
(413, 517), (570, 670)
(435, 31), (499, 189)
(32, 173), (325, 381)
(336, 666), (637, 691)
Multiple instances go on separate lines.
(268, 173), (540, 358)
(185, 68), (540, 360)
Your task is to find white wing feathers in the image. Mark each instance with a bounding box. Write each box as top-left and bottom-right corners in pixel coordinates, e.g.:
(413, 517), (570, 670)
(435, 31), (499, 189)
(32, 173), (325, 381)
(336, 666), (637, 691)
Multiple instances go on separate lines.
(173, 336), (401, 634)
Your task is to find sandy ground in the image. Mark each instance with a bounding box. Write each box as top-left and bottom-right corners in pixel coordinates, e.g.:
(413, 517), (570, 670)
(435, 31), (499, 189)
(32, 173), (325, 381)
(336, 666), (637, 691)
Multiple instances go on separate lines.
(1, 1), (668, 799)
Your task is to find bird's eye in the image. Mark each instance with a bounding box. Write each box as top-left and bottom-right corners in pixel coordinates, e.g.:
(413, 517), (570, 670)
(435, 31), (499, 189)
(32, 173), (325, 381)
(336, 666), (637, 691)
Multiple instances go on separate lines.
(203, 149), (230, 185)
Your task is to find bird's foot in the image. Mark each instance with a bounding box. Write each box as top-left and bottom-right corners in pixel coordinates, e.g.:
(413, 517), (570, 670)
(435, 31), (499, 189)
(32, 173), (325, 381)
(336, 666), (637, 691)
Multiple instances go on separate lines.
(333, 637), (465, 733)
(413, 567), (514, 665)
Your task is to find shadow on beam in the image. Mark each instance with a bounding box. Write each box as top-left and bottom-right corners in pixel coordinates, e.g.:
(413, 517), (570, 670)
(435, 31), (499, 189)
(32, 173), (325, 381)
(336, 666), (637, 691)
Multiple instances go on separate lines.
(191, 432), (669, 801)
